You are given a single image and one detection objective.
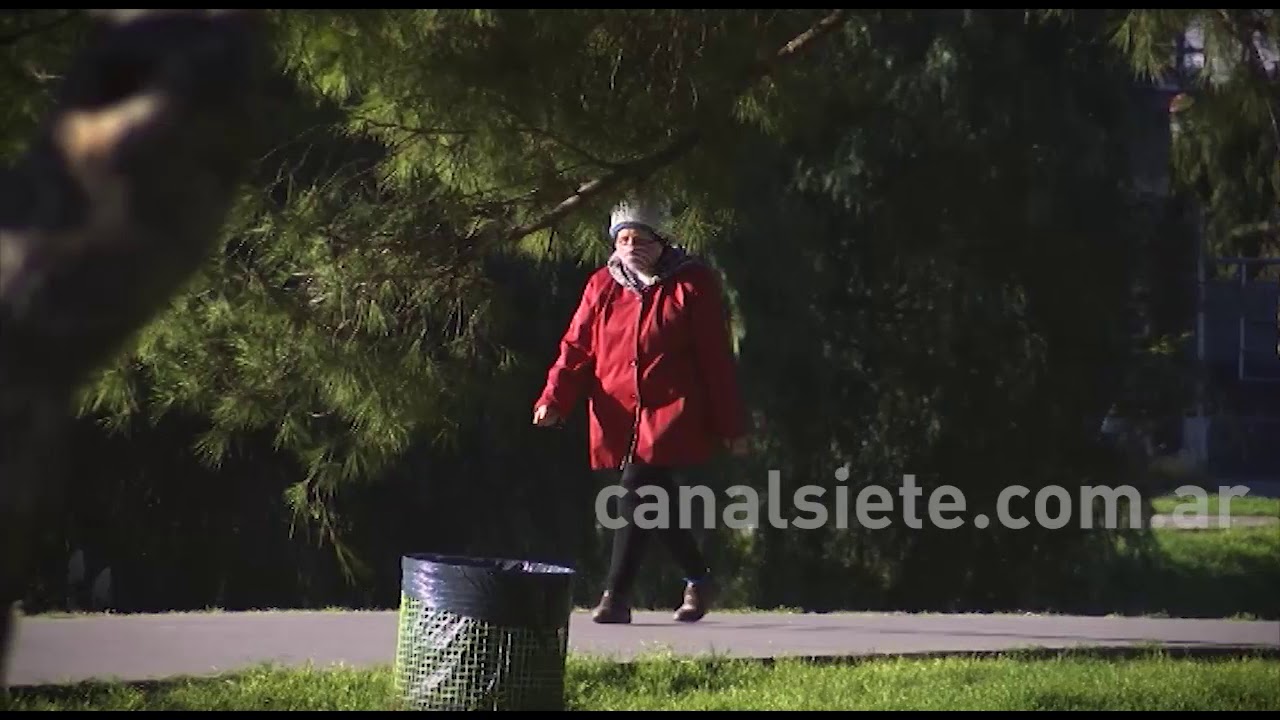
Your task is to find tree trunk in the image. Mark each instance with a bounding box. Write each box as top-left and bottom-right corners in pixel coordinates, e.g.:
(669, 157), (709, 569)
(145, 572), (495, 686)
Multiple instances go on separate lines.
(0, 9), (272, 691)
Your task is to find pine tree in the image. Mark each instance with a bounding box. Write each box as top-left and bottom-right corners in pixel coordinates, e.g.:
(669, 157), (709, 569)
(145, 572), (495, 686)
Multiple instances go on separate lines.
(1110, 10), (1278, 258)
(7, 10), (1268, 607)
(61, 9), (853, 575)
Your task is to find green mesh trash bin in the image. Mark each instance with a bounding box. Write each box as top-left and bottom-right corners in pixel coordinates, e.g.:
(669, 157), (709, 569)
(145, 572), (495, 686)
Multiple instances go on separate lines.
(393, 553), (576, 711)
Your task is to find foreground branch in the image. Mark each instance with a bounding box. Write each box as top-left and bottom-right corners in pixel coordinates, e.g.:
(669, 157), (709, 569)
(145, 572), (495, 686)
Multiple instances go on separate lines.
(0, 9), (273, 691)
(0, 10), (78, 47)
(500, 9), (850, 245)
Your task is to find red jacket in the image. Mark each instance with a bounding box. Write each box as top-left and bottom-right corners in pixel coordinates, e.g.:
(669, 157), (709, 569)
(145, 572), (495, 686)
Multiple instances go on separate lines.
(535, 251), (747, 470)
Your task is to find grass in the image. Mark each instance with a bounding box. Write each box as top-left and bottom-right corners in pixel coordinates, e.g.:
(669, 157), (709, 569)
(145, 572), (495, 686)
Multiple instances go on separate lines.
(1150, 493), (1280, 518)
(4, 650), (1278, 711)
(1088, 526), (1280, 620)
(566, 651), (1280, 711)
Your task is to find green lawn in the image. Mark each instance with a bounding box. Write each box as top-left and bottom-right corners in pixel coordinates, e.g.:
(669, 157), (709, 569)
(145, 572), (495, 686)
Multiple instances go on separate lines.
(1150, 493), (1280, 518)
(1088, 526), (1280, 620)
(5, 651), (1278, 711)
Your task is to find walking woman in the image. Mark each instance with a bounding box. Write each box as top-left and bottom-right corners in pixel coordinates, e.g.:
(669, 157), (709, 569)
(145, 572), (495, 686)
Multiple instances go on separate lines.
(532, 197), (749, 623)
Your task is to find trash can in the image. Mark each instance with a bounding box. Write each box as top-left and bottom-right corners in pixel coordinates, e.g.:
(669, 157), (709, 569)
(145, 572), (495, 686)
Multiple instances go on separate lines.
(393, 553), (576, 711)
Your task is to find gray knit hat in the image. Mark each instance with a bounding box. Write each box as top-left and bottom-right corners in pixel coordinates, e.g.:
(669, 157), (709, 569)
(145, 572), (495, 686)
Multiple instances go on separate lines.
(608, 197), (672, 241)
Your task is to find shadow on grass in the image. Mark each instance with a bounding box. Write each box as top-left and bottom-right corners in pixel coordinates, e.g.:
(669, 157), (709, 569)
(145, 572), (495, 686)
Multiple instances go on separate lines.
(1063, 527), (1280, 620)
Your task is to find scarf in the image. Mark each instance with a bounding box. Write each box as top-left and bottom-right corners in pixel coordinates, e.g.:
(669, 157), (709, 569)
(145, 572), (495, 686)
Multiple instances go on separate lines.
(607, 243), (701, 295)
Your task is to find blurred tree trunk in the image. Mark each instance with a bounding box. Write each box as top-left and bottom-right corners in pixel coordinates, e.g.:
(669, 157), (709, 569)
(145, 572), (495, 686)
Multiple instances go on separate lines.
(0, 9), (272, 691)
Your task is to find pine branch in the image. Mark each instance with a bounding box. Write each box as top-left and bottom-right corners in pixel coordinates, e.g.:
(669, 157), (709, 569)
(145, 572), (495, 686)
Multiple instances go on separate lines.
(492, 98), (621, 170)
(355, 118), (472, 137)
(498, 9), (850, 245)
(499, 129), (702, 243)
(1229, 220), (1280, 241)
(1214, 9), (1280, 146)
(0, 10), (78, 47)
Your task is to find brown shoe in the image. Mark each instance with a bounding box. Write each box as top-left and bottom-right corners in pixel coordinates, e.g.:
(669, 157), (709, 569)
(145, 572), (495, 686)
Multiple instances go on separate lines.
(673, 580), (713, 623)
(591, 591), (631, 624)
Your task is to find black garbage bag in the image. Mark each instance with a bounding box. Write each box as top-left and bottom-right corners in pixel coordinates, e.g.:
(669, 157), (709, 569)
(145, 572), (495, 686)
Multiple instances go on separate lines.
(392, 553), (576, 711)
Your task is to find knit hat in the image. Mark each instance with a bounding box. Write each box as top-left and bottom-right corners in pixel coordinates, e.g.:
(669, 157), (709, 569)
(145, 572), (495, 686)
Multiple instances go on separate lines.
(608, 197), (672, 242)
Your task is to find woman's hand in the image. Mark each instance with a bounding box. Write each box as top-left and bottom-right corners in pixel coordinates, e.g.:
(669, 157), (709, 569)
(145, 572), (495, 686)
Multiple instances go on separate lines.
(533, 404), (561, 427)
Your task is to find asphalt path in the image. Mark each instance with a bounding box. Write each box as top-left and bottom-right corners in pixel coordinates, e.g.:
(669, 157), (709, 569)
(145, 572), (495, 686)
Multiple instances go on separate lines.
(6, 610), (1279, 687)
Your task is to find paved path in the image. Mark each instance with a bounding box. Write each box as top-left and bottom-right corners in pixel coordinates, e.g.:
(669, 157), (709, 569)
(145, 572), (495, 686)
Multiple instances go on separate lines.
(6, 610), (1279, 687)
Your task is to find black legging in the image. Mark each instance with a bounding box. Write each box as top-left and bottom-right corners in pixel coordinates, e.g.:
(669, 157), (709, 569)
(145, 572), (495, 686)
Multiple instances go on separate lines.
(604, 461), (709, 599)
